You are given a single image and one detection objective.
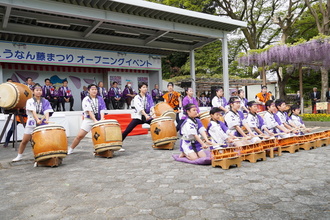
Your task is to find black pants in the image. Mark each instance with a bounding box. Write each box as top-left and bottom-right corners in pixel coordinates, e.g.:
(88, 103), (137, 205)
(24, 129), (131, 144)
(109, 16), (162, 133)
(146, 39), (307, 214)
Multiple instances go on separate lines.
(111, 98), (122, 109)
(122, 119), (152, 141)
(60, 96), (74, 111)
(46, 97), (58, 110)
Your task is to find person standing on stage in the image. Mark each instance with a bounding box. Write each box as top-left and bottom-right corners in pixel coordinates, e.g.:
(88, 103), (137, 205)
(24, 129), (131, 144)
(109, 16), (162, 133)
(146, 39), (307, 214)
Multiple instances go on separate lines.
(68, 84), (107, 154)
(310, 87), (321, 114)
(211, 87), (228, 113)
(151, 84), (163, 104)
(42, 78), (58, 111)
(162, 82), (182, 124)
(80, 86), (89, 101)
(122, 82), (154, 148)
(12, 83), (53, 162)
(97, 81), (109, 110)
(58, 80), (74, 111)
(123, 82), (137, 109)
(108, 81), (123, 109)
(255, 85), (272, 107)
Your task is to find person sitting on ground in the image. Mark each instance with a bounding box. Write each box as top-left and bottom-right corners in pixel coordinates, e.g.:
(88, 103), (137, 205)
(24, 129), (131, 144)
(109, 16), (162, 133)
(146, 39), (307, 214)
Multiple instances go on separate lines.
(263, 100), (291, 138)
(275, 99), (299, 135)
(224, 96), (259, 144)
(245, 101), (273, 139)
(179, 103), (212, 160)
(122, 82), (154, 151)
(207, 107), (243, 149)
(289, 104), (310, 134)
(12, 83), (53, 162)
(67, 84), (107, 155)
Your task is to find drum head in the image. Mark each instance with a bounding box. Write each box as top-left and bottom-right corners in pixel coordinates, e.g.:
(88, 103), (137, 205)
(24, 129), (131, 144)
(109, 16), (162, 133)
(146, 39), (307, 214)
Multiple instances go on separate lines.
(162, 111), (176, 120)
(0, 83), (17, 108)
(33, 124), (65, 132)
(151, 116), (173, 124)
(93, 119), (119, 127)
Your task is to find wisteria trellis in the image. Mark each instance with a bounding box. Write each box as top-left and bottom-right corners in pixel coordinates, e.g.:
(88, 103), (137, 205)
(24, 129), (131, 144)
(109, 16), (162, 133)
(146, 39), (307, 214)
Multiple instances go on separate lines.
(238, 37), (330, 69)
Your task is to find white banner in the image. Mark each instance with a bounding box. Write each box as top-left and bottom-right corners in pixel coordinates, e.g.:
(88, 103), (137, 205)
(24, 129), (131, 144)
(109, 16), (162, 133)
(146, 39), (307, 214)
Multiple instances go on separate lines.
(0, 41), (162, 70)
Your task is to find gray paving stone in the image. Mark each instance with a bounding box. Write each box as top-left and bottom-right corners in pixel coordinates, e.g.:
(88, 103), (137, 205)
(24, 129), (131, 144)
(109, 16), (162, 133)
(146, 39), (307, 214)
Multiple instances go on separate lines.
(1, 131), (330, 219)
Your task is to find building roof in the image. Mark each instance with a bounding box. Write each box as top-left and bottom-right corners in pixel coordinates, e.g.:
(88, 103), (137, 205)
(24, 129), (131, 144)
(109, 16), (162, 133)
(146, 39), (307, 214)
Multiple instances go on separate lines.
(0, 0), (246, 55)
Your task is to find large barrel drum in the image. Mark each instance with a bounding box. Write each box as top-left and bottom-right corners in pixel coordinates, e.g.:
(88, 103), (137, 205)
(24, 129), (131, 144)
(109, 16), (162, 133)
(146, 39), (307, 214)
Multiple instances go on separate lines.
(150, 116), (177, 146)
(32, 125), (68, 162)
(154, 102), (176, 120)
(91, 120), (122, 153)
(0, 82), (32, 109)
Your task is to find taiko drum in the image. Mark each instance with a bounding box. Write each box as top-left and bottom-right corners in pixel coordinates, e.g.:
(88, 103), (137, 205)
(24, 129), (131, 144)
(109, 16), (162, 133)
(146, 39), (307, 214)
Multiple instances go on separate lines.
(91, 120), (122, 153)
(154, 102), (176, 120)
(150, 116), (177, 147)
(32, 125), (68, 162)
(0, 82), (32, 109)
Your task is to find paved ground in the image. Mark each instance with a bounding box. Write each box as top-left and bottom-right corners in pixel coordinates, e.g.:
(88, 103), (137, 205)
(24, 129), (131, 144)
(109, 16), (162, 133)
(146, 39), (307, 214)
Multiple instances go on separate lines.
(0, 130), (330, 220)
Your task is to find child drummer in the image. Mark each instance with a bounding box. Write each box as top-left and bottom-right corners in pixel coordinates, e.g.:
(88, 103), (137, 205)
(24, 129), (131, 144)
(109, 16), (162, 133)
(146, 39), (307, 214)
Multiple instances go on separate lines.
(179, 103), (212, 160)
(224, 96), (260, 144)
(245, 101), (273, 139)
(263, 100), (291, 138)
(68, 84), (107, 154)
(207, 107), (243, 148)
(289, 104), (311, 133)
(12, 83), (53, 162)
(275, 99), (299, 134)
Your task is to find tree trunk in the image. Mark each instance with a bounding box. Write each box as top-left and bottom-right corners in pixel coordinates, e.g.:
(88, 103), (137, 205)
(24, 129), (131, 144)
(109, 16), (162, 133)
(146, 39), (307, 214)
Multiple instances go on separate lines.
(320, 66), (329, 102)
(275, 67), (289, 99)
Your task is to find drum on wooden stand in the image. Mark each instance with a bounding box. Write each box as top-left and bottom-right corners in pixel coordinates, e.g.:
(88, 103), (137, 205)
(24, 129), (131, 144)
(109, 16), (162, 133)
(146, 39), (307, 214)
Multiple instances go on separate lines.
(0, 82), (32, 109)
(32, 125), (67, 167)
(154, 102), (176, 120)
(150, 116), (177, 149)
(91, 120), (122, 157)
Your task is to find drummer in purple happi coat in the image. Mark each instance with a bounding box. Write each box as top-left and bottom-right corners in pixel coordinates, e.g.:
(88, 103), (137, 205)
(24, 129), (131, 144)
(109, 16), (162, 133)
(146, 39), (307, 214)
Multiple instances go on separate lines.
(58, 80), (74, 111)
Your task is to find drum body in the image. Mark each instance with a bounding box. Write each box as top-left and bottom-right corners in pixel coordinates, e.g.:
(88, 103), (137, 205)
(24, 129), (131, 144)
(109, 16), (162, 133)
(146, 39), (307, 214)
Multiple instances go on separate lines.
(32, 125), (68, 162)
(91, 120), (122, 153)
(199, 112), (211, 129)
(0, 82), (32, 109)
(154, 102), (176, 120)
(150, 117), (177, 146)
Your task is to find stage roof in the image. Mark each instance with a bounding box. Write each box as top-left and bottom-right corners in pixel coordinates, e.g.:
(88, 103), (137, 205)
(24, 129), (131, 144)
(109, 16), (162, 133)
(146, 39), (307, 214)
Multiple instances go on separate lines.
(0, 0), (246, 55)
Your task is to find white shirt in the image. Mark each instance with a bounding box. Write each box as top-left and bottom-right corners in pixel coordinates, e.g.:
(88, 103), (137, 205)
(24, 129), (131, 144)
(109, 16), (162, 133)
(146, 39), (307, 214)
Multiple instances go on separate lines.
(181, 118), (206, 141)
(208, 121), (229, 144)
(211, 96), (225, 108)
(263, 111), (279, 130)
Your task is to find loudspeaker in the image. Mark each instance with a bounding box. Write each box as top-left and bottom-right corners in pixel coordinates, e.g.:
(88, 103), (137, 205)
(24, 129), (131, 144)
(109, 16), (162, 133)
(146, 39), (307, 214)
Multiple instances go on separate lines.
(181, 82), (191, 88)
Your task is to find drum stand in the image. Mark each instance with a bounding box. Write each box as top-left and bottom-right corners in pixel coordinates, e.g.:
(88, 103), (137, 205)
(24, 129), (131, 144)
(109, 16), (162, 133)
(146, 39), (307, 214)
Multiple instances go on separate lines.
(0, 109), (26, 150)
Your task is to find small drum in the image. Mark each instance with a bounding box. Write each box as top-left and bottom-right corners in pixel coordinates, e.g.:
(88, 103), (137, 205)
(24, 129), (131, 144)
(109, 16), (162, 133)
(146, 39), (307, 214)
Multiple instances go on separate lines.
(0, 82), (32, 109)
(154, 102), (176, 120)
(91, 120), (122, 153)
(32, 125), (68, 162)
(150, 116), (177, 146)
